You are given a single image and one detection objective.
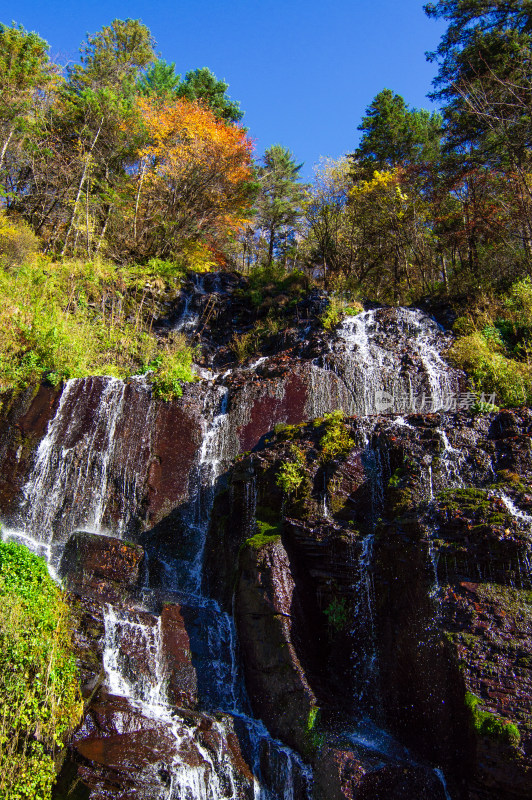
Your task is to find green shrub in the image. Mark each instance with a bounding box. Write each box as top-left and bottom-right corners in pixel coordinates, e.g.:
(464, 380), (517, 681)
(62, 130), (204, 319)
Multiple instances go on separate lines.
(0, 541), (83, 799)
(276, 445), (306, 494)
(320, 296), (363, 331)
(149, 333), (196, 400)
(450, 331), (532, 407)
(319, 410), (354, 461)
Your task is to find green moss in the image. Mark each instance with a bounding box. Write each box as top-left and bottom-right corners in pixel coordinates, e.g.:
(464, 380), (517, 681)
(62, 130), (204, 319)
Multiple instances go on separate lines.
(256, 518), (282, 537)
(388, 467), (403, 488)
(276, 445), (307, 495)
(245, 532), (281, 550)
(318, 411), (354, 462)
(324, 596), (350, 631)
(465, 691), (521, 748)
(274, 423), (301, 441)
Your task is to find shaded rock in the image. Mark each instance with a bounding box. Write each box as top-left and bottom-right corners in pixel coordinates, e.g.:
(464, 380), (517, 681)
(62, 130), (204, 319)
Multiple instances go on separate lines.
(235, 535), (319, 758)
(313, 745), (447, 800)
(160, 602), (197, 708)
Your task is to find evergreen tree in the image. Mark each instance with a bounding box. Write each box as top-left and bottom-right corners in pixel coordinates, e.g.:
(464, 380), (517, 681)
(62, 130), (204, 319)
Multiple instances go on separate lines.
(354, 89), (442, 172)
(176, 67), (243, 123)
(255, 145), (308, 266)
(137, 59), (181, 98)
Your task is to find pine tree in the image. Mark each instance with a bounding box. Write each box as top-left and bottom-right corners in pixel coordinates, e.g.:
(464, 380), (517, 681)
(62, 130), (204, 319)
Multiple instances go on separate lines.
(255, 145), (308, 266)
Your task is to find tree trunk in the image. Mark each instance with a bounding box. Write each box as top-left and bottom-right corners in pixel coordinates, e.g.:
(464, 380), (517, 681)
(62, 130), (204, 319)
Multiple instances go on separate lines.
(61, 119), (103, 257)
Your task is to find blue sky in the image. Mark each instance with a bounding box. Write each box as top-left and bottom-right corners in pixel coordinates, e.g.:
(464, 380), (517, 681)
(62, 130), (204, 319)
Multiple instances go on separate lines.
(8, 0), (446, 179)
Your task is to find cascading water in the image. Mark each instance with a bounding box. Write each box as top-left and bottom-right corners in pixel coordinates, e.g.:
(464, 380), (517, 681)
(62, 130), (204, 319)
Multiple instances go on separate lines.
(3, 375), (155, 570)
(0, 291), (470, 799)
(313, 307), (462, 415)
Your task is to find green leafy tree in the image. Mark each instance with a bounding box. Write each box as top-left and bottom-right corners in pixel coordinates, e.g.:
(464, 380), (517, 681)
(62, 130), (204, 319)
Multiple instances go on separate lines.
(56, 19), (155, 256)
(255, 144), (308, 266)
(176, 67), (243, 123)
(0, 23), (58, 178)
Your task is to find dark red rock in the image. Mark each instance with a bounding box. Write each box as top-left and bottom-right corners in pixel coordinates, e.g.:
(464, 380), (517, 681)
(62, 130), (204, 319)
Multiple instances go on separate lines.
(160, 602), (197, 708)
(0, 382), (61, 512)
(235, 536), (318, 758)
(60, 532), (144, 602)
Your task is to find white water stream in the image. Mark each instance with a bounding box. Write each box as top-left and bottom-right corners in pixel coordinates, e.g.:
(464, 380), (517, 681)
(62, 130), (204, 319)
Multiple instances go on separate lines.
(0, 302), (467, 798)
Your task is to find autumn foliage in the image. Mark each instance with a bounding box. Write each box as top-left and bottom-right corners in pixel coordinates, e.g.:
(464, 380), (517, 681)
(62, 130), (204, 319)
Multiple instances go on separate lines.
(127, 97), (254, 262)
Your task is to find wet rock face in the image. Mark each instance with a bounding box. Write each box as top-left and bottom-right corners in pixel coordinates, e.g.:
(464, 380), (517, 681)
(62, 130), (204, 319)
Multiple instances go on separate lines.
(235, 536), (318, 758)
(212, 409), (532, 799)
(0, 383), (60, 513)
(56, 693), (255, 800)
(160, 603), (198, 708)
(60, 532), (144, 603)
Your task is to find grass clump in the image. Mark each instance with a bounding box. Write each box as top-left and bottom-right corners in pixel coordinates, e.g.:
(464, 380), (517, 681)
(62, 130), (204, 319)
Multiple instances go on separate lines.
(319, 410), (354, 461)
(276, 445), (307, 495)
(465, 691), (520, 748)
(0, 541), (83, 799)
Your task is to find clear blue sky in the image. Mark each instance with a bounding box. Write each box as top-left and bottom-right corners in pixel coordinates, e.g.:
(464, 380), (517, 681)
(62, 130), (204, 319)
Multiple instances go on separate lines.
(8, 0), (447, 179)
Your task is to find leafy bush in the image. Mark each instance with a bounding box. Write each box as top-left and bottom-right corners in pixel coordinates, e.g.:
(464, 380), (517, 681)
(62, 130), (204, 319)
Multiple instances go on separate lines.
(450, 331), (532, 407)
(0, 541), (83, 799)
(320, 296), (363, 330)
(276, 445), (306, 494)
(319, 410), (354, 461)
(0, 212), (39, 267)
(450, 277), (532, 407)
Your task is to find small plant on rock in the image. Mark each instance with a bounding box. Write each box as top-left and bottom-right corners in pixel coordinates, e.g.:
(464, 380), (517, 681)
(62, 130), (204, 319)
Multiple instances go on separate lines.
(319, 410), (354, 462)
(276, 445), (306, 494)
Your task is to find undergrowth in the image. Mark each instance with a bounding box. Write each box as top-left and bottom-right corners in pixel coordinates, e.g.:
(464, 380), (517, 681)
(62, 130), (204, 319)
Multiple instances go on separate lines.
(0, 254), (195, 398)
(0, 540), (82, 799)
(450, 277), (532, 407)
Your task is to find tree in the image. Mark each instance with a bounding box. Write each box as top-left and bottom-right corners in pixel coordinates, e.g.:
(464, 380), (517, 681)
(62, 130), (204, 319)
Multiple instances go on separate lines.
(53, 19), (154, 256)
(127, 96), (254, 260)
(137, 59), (181, 98)
(425, 0), (532, 273)
(0, 23), (58, 179)
(303, 157), (356, 281)
(176, 67), (243, 124)
(354, 89), (442, 173)
(255, 145), (308, 265)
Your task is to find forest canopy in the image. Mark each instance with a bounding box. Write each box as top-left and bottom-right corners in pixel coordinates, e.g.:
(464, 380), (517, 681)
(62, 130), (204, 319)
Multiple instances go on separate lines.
(2, 7), (532, 404)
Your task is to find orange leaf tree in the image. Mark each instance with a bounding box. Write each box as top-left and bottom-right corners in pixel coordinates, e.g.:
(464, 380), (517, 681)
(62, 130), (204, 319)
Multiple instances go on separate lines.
(132, 97), (255, 262)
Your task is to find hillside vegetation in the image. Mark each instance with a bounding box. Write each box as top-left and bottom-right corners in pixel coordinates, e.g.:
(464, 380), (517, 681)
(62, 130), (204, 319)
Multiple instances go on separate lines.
(1, 3), (532, 407)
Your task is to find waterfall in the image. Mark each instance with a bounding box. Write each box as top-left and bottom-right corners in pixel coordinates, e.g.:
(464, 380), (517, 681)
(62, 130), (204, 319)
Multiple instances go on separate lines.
(313, 308), (461, 415)
(0, 295), (469, 798)
(3, 375), (154, 569)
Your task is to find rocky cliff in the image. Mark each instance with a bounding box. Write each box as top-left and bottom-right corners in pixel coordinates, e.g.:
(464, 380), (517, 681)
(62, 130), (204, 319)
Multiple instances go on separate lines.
(0, 272), (529, 800)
